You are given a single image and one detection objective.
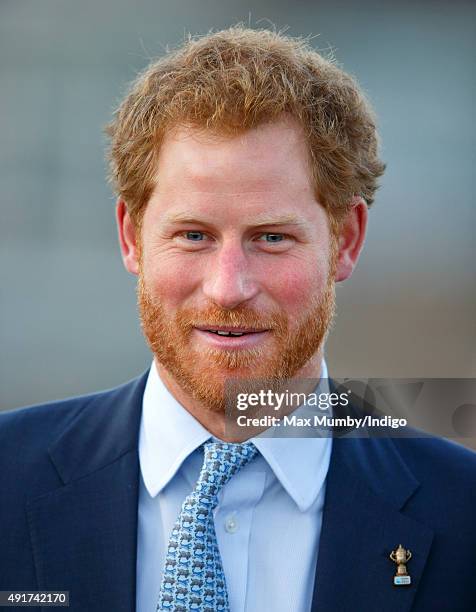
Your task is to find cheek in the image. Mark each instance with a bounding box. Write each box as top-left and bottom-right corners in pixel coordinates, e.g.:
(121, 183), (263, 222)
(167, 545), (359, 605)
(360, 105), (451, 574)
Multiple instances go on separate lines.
(142, 253), (203, 304)
(263, 259), (328, 312)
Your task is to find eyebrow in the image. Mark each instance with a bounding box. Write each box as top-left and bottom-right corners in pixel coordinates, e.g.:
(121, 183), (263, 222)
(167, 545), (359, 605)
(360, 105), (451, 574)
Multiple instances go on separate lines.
(163, 212), (307, 228)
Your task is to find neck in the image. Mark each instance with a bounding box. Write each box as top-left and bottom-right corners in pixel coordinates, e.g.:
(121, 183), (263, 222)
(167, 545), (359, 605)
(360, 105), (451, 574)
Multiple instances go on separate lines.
(155, 351), (324, 442)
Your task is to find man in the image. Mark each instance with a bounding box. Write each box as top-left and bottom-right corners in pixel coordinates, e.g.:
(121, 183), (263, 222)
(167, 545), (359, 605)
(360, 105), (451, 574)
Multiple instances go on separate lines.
(0, 27), (475, 612)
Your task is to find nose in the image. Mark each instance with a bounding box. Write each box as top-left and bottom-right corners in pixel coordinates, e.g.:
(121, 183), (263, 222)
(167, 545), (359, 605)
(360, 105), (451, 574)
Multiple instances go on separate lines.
(201, 241), (259, 310)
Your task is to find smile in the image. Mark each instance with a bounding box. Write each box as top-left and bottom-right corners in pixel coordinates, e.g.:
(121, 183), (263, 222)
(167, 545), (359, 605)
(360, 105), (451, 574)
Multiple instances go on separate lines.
(193, 327), (269, 348)
(195, 326), (268, 335)
(207, 330), (248, 337)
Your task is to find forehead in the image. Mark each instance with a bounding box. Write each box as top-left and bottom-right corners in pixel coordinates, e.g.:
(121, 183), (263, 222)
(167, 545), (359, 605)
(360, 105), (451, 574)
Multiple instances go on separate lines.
(154, 118), (314, 196)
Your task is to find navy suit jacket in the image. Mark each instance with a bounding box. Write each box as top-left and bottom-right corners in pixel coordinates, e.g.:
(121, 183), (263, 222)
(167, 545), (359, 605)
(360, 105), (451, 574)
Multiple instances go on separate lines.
(1, 371), (476, 611)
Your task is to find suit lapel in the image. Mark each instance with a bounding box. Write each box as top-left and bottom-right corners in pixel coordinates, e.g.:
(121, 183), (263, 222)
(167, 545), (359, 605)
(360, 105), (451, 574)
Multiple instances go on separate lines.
(311, 435), (434, 612)
(26, 372), (148, 612)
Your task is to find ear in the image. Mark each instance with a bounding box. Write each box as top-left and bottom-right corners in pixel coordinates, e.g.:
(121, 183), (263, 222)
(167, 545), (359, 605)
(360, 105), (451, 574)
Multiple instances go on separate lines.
(116, 200), (140, 275)
(334, 197), (368, 282)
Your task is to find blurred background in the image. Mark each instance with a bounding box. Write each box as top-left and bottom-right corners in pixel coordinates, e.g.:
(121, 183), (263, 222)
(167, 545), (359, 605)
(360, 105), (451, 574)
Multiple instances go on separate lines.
(1, 0), (475, 444)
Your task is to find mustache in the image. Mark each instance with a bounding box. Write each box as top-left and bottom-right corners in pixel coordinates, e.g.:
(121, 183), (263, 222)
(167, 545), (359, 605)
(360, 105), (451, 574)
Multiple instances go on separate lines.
(175, 305), (288, 332)
(137, 277), (285, 331)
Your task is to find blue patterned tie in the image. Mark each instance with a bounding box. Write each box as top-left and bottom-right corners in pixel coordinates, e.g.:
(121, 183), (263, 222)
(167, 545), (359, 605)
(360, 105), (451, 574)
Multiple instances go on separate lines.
(157, 441), (258, 612)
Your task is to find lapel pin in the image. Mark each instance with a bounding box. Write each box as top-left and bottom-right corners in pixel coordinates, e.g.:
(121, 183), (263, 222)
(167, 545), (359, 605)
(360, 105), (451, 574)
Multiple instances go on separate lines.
(389, 544), (412, 586)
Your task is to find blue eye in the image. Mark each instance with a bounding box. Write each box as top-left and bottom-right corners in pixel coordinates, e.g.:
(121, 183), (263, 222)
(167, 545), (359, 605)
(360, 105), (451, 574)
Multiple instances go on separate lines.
(185, 231), (204, 241)
(262, 233), (284, 242)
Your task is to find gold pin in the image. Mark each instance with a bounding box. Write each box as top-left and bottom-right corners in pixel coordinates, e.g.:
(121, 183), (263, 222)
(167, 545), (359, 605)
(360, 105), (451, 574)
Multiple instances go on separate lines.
(389, 544), (412, 586)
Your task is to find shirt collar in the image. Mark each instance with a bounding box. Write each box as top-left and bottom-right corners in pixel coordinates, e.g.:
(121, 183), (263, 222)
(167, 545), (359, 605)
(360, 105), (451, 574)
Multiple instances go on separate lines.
(139, 362), (211, 498)
(139, 360), (332, 511)
(252, 359), (332, 511)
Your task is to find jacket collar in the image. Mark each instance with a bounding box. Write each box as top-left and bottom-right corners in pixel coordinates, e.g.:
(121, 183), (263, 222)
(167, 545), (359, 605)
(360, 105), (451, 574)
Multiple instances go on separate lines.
(47, 371), (148, 484)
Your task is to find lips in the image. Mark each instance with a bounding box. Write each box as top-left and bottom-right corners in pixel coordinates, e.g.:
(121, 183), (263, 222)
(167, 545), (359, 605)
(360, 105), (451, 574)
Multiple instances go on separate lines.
(195, 326), (268, 336)
(193, 326), (270, 348)
(207, 330), (248, 337)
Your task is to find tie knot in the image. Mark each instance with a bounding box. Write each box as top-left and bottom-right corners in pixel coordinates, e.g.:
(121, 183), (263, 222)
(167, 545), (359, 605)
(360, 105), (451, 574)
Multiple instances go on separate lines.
(195, 441), (258, 504)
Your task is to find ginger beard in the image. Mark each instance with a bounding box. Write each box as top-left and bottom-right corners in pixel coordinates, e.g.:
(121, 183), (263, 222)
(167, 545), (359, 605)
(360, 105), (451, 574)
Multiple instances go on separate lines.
(137, 244), (337, 413)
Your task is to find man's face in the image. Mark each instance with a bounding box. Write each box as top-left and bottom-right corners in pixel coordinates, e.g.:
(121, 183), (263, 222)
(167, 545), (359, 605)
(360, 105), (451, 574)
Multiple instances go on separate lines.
(137, 118), (337, 412)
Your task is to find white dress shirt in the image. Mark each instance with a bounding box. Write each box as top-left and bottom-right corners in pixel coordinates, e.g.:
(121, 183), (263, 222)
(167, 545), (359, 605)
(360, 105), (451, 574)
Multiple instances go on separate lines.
(136, 361), (332, 612)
